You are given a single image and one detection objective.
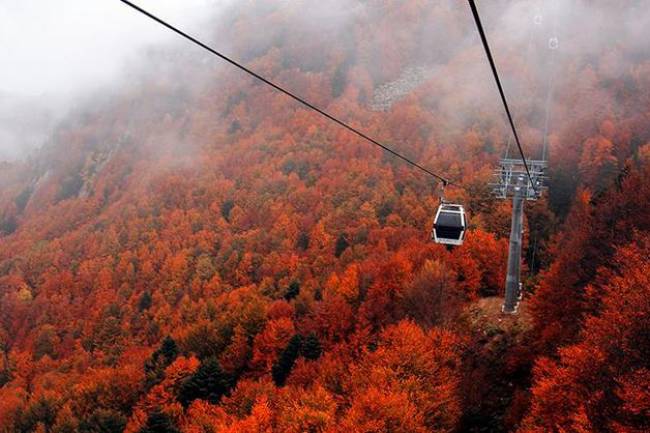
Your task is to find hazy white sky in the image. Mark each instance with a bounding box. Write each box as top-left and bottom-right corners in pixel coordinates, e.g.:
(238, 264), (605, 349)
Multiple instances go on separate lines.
(0, 0), (221, 97)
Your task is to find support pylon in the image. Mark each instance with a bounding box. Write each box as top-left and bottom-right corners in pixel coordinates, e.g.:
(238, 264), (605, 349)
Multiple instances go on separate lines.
(503, 185), (524, 313)
(492, 159), (546, 314)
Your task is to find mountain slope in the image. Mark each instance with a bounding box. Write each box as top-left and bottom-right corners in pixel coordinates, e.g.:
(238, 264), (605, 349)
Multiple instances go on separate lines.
(1, 1), (650, 432)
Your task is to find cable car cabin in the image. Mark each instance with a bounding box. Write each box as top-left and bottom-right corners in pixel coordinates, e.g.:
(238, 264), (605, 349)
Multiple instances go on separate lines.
(432, 204), (466, 246)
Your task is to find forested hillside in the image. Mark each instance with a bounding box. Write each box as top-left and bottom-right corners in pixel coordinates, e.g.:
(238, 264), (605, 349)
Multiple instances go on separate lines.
(0, 1), (649, 432)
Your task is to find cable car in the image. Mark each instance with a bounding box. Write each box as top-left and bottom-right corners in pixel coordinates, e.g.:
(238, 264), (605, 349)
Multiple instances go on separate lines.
(432, 203), (467, 246)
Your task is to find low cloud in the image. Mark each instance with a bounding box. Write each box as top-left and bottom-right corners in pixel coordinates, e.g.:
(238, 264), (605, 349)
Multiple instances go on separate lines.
(0, 0), (226, 160)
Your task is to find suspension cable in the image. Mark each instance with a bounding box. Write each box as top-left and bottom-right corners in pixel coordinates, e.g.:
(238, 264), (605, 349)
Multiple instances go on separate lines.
(541, 45), (557, 161)
(468, 0), (537, 192)
(541, 0), (560, 161)
(506, 0), (544, 159)
(119, 0), (453, 186)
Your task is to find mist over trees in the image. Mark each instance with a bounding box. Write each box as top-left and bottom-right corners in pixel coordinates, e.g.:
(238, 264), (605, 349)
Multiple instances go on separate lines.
(1, 1), (649, 432)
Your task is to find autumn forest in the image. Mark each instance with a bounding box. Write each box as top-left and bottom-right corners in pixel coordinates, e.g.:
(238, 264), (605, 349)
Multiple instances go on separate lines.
(0, 1), (649, 432)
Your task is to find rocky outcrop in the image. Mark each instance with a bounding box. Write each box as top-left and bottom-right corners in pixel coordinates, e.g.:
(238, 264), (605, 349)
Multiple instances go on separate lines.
(370, 66), (433, 111)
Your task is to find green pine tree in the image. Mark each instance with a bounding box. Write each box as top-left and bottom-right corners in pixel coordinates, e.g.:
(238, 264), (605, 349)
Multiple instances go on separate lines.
(138, 291), (153, 312)
(178, 357), (231, 407)
(301, 333), (322, 360)
(159, 336), (178, 360)
(144, 336), (179, 388)
(79, 408), (126, 433)
(284, 281), (301, 300)
(138, 410), (179, 433)
(272, 334), (303, 386)
(334, 233), (349, 257)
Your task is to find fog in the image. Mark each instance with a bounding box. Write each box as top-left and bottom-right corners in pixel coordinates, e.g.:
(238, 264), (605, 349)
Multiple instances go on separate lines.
(0, 0), (225, 160)
(1, 0), (649, 163)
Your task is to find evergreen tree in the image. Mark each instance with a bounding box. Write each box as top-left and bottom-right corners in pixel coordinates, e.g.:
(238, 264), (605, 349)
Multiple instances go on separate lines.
(301, 333), (322, 360)
(220, 200), (235, 221)
(144, 336), (179, 388)
(0, 215), (17, 235)
(14, 187), (32, 212)
(334, 234), (349, 257)
(296, 232), (310, 250)
(16, 396), (58, 433)
(159, 336), (179, 359)
(139, 410), (179, 433)
(284, 281), (300, 300)
(80, 409), (126, 433)
(272, 334), (303, 386)
(138, 291), (153, 312)
(178, 357), (231, 407)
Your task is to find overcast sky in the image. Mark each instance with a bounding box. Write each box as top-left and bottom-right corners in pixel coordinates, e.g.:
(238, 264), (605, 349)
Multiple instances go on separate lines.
(0, 0), (222, 98)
